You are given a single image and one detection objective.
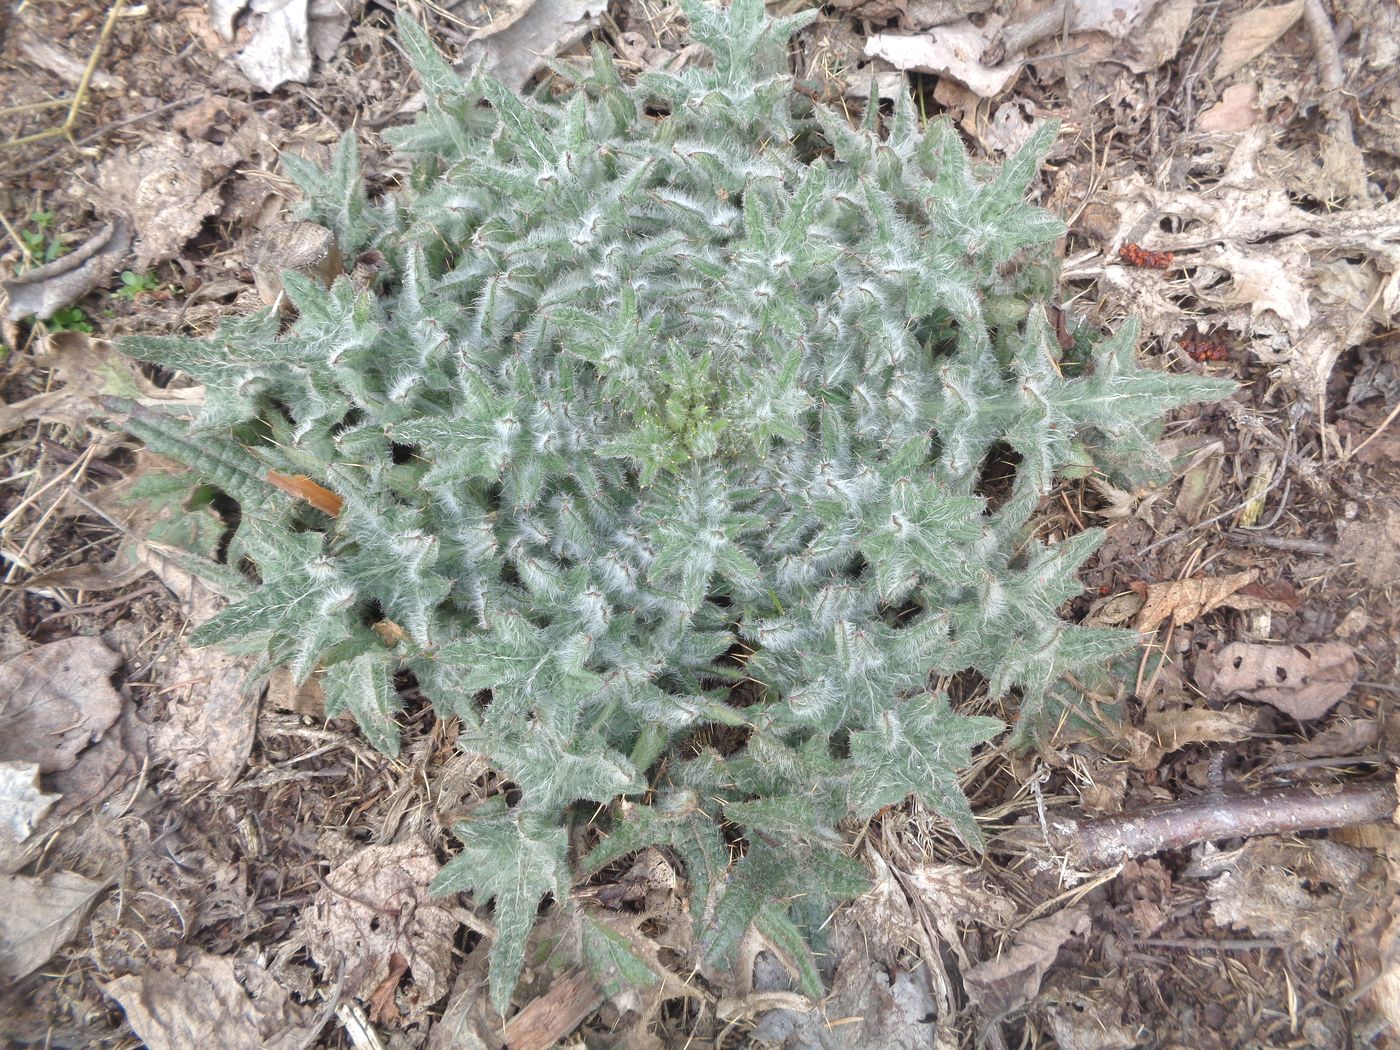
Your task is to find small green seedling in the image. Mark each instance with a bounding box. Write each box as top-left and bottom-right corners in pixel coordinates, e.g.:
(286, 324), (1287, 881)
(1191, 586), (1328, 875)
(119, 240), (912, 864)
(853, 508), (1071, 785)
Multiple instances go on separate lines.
(114, 271), (163, 301)
(18, 211), (66, 268)
(47, 307), (93, 333)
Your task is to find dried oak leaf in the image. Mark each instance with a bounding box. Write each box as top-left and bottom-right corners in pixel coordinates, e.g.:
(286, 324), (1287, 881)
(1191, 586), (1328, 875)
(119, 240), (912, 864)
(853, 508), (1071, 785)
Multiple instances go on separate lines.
(962, 904), (1090, 1020)
(301, 840), (458, 1010)
(105, 950), (320, 1050)
(0, 638), (122, 774)
(1199, 641), (1359, 720)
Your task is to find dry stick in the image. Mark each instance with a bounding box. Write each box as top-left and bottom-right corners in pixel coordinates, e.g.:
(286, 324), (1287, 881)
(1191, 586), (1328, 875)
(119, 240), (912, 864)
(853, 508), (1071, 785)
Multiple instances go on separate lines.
(1301, 0), (1366, 201)
(981, 0), (1067, 66)
(1052, 780), (1395, 870)
(1219, 399), (1339, 498)
(1225, 529), (1333, 555)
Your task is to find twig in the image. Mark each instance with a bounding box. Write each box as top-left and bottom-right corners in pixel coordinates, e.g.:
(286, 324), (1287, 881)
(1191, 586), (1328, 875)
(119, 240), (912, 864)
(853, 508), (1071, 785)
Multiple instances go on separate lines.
(1346, 398), (1400, 463)
(1219, 400), (1336, 497)
(982, 0), (1066, 66)
(0, 0), (129, 149)
(1300, 0), (1368, 201)
(9, 95), (207, 180)
(1138, 460), (1286, 556)
(1046, 780), (1395, 870)
(1225, 530), (1333, 555)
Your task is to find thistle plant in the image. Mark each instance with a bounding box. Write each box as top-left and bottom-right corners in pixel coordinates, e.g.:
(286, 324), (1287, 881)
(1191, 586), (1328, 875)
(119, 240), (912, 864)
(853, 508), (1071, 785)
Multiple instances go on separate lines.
(118, 0), (1231, 1010)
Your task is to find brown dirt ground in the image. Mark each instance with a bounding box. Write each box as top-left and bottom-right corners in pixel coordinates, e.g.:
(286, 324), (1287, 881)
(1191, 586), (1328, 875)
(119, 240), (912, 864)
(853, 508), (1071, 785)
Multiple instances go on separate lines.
(1, 0), (1397, 1046)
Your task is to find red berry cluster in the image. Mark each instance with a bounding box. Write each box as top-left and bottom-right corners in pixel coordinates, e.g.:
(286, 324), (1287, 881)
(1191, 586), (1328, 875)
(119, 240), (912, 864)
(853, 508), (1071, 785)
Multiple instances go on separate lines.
(1179, 336), (1229, 362)
(1118, 242), (1174, 269)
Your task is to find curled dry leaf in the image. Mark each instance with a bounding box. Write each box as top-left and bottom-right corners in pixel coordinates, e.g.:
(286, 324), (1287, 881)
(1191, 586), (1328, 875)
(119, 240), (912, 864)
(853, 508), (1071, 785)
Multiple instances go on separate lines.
(0, 220), (132, 324)
(1128, 702), (1258, 771)
(300, 840), (459, 1012)
(0, 638), (122, 774)
(1199, 641), (1359, 720)
(962, 904), (1090, 1020)
(1131, 569), (1257, 631)
(105, 950), (322, 1050)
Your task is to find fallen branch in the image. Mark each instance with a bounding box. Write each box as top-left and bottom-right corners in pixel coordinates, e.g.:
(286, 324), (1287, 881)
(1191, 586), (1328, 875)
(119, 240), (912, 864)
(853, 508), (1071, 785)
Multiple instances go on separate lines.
(1039, 780), (1395, 869)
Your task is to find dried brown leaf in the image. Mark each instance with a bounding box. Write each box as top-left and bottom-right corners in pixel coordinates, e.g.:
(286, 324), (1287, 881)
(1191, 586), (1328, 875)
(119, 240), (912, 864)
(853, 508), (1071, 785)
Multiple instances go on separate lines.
(1132, 569), (1258, 631)
(105, 950), (321, 1050)
(94, 134), (240, 268)
(1043, 985), (1138, 1050)
(963, 905), (1090, 1019)
(1223, 577), (1299, 614)
(0, 870), (107, 978)
(1335, 506), (1400, 589)
(301, 840), (459, 1011)
(267, 470), (343, 516)
(150, 647), (257, 789)
(1129, 703), (1258, 770)
(1199, 82), (1263, 133)
(1187, 838), (1368, 955)
(906, 861), (1016, 968)
(850, 851), (918, 964)
(0, 638), (122, 774)
(1121, 0), (1195, 72)
(426, 944), (498, 1050)
(0, 761), (59, 875)
(1201, 641), (1359, 720)
(1291, 718), (1379, 759)
(1214, 0), (1304, 78)
(267, 665), (326, 717)
(46, 696), (147, 820)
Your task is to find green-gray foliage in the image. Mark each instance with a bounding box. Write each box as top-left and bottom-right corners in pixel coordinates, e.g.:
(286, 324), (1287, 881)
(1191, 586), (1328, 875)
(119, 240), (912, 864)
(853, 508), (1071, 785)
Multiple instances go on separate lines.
(118, 0), (1231, 1011)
